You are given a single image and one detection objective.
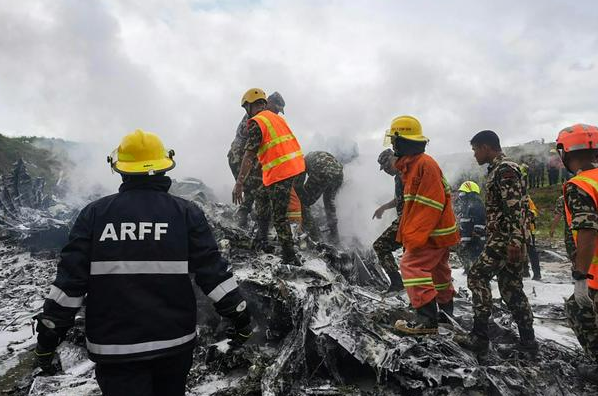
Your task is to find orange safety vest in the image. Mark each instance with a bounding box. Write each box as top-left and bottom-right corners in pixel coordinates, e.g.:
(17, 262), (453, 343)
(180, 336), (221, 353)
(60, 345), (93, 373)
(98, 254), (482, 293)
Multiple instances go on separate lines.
(395, 153), (460, 251)
(250, 110), (305, 187)
(564, 168), (598, 290)
(287, 187), (302, 224)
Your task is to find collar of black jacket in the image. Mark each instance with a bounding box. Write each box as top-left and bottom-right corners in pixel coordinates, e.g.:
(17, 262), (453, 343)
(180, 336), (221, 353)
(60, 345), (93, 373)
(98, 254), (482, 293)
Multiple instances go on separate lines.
(119, 174), (172, 193)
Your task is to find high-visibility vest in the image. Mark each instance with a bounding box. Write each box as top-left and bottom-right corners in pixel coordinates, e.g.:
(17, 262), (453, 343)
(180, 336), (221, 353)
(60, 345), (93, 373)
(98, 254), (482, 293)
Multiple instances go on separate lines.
(563, 168), (598, 290)
(287, 187), (302, 223)
(251, 110), (305, 187)
(395, 153), (460, 250)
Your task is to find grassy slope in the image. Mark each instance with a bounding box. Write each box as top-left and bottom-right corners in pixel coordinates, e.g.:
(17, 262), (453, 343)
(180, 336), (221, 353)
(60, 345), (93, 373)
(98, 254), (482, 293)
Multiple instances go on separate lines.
(0, 134), (64, 191)
(529, 182), (562, 240)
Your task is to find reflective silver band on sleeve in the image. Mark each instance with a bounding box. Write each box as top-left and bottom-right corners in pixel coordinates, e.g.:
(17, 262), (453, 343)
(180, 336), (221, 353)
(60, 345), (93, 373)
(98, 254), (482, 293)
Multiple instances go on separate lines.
(460, 237), (472, 242)
(90, 261), (188, 275)
(207, 277), (238, 303)
(460, 218), (472, 223)
(474, 225), (486, 229)
(86, 331), (196, 355)
(47, 285), (84, 308)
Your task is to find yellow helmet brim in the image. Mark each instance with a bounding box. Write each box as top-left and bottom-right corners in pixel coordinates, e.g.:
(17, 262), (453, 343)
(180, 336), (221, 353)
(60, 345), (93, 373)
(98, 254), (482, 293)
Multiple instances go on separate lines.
(113, 157), (175, 175)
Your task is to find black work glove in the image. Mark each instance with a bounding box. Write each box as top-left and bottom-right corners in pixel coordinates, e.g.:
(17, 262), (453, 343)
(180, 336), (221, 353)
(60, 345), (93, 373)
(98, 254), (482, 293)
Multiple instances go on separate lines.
(32, 313), (71, 375)
(226, 307), (252, 347)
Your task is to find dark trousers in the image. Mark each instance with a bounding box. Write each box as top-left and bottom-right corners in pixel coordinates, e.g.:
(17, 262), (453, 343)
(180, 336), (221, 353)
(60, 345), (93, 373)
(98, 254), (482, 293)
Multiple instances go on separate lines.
(95, 350), (193, 396)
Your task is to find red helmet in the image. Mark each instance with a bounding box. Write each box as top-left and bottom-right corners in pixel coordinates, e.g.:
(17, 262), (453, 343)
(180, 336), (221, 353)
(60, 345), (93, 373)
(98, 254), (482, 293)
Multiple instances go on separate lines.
(556, 124), (598, 152)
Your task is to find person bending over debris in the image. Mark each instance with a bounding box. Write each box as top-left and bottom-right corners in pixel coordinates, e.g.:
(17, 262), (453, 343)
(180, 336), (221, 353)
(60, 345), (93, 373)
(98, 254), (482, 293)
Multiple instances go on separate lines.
(372, 148), (405, 293)
(33, 130), (252, 396)
(228, 92), (286, 228)
(294, 151), (344, 244)
(455, 130), (538, 356)
(455, 181), (486, 275)
(385, 116), (459, 335)
(556, 123), (598, 384)
(233, 88), (305, 266)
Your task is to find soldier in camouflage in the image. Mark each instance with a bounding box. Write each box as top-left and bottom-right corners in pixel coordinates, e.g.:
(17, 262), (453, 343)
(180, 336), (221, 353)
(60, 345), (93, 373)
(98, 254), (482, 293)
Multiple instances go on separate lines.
(556, 123), (598, 383)
(227, 93), (286, 228)
(233, 90), (302, 265)
(294, 151), (344, 244)
(455, 130), (537, 355)
(372, 149), (404, 292)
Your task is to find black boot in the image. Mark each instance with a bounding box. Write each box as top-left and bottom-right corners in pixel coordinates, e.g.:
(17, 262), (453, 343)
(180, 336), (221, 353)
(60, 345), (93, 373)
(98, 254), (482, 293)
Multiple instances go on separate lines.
(394, 301), (438, 335)
(496, 327), (538, 358)
(454, 319), (489, 353)
(281, 247), (302, 266)
(236, 207), (249, 228)
(253, 221), (275, 253)
(438, 300), (454, 323)
(578, 363), (598, 385)
(386, 271), (404, 293)
(518, 327), (539, 355)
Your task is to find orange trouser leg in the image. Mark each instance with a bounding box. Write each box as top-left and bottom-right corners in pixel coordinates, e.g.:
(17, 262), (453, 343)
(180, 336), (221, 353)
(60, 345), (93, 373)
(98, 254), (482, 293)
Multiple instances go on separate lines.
(430, 248), (454, 304)
(400, 247), (453, 309)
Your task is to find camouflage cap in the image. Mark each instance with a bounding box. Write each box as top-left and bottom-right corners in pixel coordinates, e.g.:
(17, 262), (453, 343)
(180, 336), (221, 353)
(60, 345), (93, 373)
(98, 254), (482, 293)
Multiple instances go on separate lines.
(267, 92), (285, 113)
(377, 149), (394, 170)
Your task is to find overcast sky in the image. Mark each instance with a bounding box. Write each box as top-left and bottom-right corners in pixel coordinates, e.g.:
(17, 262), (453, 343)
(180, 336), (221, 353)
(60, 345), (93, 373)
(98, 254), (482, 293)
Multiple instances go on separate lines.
(1, 0), (597, 241)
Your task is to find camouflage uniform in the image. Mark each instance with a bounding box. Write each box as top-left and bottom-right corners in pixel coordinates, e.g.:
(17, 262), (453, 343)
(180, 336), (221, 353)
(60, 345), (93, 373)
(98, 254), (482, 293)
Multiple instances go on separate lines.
(244, 120), (295, 254)
(295, 151), (344, 242)
(372, 175), (404, 277)
(563, 182), (598, 361)
(467, 153), (535, 340)
(228, 115), (270, 221)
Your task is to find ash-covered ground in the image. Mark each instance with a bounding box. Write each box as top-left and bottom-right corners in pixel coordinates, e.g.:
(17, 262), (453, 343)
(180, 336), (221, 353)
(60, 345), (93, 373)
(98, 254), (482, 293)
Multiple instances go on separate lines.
(1, 177), (597, 395)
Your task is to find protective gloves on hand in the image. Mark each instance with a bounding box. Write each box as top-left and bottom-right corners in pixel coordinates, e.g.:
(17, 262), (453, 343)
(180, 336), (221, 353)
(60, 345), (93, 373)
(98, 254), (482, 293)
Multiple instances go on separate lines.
(32, 313), (71, 375)
(226, 306), (252, 347)
(574, 279), (594, 308)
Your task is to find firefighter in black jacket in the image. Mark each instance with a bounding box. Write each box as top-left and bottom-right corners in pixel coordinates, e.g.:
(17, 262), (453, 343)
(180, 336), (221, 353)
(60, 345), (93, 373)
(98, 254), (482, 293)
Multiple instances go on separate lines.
(33, 130), (252, 396)
(456, 181), (486, 274)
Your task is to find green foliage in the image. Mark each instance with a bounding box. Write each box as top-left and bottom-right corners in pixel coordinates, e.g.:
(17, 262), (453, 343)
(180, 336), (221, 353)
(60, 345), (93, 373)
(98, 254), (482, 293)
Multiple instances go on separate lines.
(529, 183), (563, 239)
(0, 133), (64, 192)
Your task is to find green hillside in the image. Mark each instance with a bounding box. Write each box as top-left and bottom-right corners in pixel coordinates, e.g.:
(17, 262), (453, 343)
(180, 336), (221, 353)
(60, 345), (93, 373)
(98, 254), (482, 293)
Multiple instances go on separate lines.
(0, 134), (65, 192)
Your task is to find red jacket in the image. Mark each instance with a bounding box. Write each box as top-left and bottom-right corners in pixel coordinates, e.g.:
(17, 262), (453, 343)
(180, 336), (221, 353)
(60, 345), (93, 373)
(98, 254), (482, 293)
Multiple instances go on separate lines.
(395, 153), (460, 251)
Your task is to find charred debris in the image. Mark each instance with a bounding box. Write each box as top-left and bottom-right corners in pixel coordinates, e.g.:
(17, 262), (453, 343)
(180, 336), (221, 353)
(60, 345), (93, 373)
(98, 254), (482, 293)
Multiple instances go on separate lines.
(0, 165), (595, 395)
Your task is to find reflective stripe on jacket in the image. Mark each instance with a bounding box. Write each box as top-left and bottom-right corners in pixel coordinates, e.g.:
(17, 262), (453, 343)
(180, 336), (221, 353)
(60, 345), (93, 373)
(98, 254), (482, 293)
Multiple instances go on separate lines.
(564, 168), (598, 290)
(395, 153), (460, 250)
(287, 187), (302, 223)
(42, 176), (245, 363)
(251, 110), (306, 186)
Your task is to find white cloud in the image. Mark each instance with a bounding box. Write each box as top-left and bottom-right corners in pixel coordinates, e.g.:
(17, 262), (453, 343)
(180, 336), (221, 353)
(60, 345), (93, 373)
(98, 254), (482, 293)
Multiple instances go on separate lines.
(1, 0), (597, 241)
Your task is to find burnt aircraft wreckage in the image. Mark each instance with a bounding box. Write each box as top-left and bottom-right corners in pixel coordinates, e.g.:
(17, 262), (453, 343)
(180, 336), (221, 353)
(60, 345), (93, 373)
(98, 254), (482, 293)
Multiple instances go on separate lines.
(0, 170), (597, 395)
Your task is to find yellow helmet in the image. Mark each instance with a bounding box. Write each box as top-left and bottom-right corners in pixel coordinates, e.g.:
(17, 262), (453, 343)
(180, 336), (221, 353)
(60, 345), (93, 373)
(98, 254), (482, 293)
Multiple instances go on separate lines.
(108, 129), (175, 175)
(458, 181), (481, 194)
(241, 88), (267, 106)
(385, 115), (428, 144)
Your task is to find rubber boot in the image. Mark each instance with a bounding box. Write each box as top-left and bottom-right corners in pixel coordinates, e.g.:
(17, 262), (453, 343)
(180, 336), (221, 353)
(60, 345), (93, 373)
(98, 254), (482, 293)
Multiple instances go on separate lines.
(236, 207), (249, 228)
(253, 221), (274, 254)
(394, 300), (438, 335)
(577, 363), (598, 385)
(386, 271), (404, 293)
(281, 247), (302, 266)
(518, 327), (539, 355)
(438, 300), (454, 323)
(454, 319), (489, 353)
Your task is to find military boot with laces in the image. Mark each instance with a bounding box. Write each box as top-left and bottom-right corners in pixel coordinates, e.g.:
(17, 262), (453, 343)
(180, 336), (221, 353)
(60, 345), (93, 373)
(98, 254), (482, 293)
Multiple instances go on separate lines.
(453, 320), (490, 353)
